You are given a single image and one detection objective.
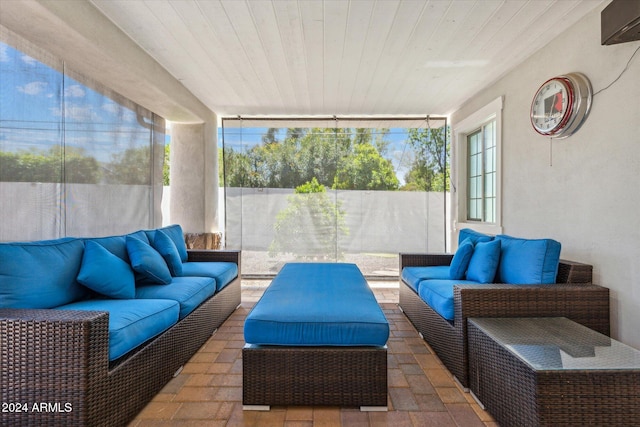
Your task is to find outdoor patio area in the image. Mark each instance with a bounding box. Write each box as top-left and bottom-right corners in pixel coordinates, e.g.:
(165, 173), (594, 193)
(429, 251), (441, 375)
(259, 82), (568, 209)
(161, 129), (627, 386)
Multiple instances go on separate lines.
(129, 281), (495, 427)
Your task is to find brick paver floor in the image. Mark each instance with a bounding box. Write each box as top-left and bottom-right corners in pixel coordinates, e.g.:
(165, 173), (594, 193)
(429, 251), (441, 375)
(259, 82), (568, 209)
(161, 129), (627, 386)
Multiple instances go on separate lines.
(129, 281), (497, 426)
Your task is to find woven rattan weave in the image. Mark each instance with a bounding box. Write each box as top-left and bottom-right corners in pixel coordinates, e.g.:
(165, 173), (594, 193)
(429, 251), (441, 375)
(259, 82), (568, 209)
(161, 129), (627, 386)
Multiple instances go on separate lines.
(398, 254), (610, 388)
(1, 250), (241, 427)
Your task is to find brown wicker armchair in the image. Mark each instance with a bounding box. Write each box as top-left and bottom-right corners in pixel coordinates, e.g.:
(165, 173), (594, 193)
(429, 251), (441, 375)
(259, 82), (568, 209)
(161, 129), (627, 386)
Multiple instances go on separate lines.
(398, 253), (610, 389)
(1, 250), (241, 427)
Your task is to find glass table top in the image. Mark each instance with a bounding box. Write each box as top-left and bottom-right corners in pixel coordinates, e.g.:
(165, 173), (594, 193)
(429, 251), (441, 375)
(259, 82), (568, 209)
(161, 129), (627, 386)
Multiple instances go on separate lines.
(469, 317), (640, 371)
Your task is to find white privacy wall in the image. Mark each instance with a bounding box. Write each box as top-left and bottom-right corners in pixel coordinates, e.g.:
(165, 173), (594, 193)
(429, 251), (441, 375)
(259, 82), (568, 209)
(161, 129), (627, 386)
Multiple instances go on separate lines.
(450, 4), (640, 348)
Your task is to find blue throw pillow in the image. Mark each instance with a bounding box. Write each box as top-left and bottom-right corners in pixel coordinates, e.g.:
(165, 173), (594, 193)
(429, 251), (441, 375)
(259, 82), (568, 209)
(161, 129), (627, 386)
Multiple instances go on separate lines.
(449, 238), (474, 279)
(152, 230), (183, 277)
(466, 239), (501, 283)
(126, 236), (172, 285)
(157, 225), (188, 263)
(77, 240), (135, 298)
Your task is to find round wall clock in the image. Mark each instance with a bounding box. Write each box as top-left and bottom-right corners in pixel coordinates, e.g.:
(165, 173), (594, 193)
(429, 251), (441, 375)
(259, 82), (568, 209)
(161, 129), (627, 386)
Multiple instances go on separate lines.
(530, 72), (593, 139)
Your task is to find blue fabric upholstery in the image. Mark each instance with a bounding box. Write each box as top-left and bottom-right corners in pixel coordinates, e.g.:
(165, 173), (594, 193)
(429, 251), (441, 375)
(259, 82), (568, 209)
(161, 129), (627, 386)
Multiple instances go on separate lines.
(458, 228), (494, 245)
(418, 279), (480, 321)
(147, 224), (188, 263)
(77, 240), (135, 299)
(135, 276), (216, 319)
(56, 298), (179, 361)
(401, 266), (451, 292)
(449, 238), (475, 279)
(0, 238), (87, 309)
(181, 262), (239, 291)
(244, 263), (389, 346)
(496, 234), (561, 284)
(126, 236), (172, 285)
(88, 230), (149, 263)
(152, 230), (183, 277)
(466, 239), (501, 283)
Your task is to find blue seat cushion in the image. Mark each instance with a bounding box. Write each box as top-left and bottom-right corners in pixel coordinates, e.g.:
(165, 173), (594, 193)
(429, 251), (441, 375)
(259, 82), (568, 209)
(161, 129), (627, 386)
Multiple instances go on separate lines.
(244, 263), (389, 346)
(496, 235), (561, 284)
(181, 262), (238, 291)
(466, 239), (501, 283)
(401, 266), (451, 292)
(77, 240), (135, 299)
(135, 276), (216, 319)
(417, 279), (480, 321)
(0, 238), (87, 309)
(56, 298), (179, 361)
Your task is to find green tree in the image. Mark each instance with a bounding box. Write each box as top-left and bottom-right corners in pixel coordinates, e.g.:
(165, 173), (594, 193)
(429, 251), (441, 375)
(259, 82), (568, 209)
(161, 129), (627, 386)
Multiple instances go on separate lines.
(269, 178), (348, 260)
(0, 146), (99, 183)
(333, 143), (399, 190)
(106, 146), (151, 185)
(163, 143), (170, 185)
(402, 126), (450, 191)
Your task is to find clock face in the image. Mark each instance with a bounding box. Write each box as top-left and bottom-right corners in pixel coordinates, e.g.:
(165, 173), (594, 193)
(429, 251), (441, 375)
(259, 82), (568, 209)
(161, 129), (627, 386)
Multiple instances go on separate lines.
(530, 73), (592, 139)
(530, 77), (574, 135)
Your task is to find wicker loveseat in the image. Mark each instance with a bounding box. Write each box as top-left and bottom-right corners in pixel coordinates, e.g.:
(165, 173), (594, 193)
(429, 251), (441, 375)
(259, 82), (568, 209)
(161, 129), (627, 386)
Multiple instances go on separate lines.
(399, 229), (610, 389)
(0, 225), (241, 426)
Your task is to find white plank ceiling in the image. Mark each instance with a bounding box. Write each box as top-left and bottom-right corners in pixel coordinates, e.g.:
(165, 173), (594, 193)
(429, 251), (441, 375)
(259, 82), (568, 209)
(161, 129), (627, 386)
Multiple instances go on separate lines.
(89, 0), (604, 117)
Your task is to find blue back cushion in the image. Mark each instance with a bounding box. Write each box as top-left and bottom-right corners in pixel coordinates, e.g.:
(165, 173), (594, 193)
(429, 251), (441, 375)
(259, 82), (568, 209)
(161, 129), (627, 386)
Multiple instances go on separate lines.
(88, 230), (149, 263)
(458, 228), (493, 245)
(496, 235), (561, 284)
(0, 238), (87, 308)
(449, 238), (474, 280)
(466, 239), (501, 283)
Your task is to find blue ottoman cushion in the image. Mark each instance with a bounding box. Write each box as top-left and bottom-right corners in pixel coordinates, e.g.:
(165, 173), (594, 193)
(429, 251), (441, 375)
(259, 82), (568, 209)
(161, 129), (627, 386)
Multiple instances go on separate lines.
(244, 263), (389, 346)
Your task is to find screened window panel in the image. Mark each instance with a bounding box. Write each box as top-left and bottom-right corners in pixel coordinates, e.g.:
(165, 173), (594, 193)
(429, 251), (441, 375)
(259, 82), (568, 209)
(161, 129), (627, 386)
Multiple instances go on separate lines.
(221, 117), (449, 277)
(0, 26), (165, 241)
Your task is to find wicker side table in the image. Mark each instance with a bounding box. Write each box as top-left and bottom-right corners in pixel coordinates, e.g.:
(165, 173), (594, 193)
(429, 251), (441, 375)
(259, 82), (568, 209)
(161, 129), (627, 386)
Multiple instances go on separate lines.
(468, 317), (640, 427)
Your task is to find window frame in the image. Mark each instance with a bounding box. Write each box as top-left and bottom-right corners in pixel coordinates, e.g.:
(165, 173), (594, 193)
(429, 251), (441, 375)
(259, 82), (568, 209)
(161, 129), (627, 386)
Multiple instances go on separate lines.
(452, 96), (503, 237)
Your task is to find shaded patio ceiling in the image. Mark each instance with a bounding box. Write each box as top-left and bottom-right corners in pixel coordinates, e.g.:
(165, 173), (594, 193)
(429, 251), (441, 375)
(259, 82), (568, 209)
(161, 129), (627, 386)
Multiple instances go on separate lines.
(89, 0), (604, 117)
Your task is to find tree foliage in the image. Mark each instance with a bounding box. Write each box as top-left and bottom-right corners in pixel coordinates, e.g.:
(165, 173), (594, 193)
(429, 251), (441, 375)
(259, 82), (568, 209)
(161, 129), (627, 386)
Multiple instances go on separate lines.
(402, 127), (450, 192)
(0, 146), (100, 183)
(222, 127), (400, 191)
(268, 178), (348, 260)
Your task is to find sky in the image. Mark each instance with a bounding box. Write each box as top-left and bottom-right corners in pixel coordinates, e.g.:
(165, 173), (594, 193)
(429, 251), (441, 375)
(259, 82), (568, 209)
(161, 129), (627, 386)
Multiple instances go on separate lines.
(0, 41), (153, 163)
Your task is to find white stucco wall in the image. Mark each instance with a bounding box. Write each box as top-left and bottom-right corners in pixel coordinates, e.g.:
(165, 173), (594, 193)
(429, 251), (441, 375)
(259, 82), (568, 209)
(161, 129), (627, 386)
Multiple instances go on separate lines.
(450, 4), (640, 348)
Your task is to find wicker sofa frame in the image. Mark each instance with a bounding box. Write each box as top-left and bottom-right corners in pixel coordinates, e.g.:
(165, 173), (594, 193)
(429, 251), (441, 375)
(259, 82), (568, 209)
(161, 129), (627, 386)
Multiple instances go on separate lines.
(1, 250), (241, 427)
(398, 253), (610, 389)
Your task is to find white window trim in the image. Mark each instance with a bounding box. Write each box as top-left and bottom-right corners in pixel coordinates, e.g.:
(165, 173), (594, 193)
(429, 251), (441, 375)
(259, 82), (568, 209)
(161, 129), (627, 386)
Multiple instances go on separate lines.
(451, 96), (503, 240)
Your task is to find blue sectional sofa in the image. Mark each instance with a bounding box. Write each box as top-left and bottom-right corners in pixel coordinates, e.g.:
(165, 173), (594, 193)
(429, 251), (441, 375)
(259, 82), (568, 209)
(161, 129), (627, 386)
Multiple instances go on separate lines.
(399, 228), (610, 389)
(0, 224), (241, 426)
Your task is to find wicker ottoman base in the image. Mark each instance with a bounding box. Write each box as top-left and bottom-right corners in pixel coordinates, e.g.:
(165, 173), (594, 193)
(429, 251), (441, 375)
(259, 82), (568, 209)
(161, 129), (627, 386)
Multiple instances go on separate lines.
(242, 345), (387, 410)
